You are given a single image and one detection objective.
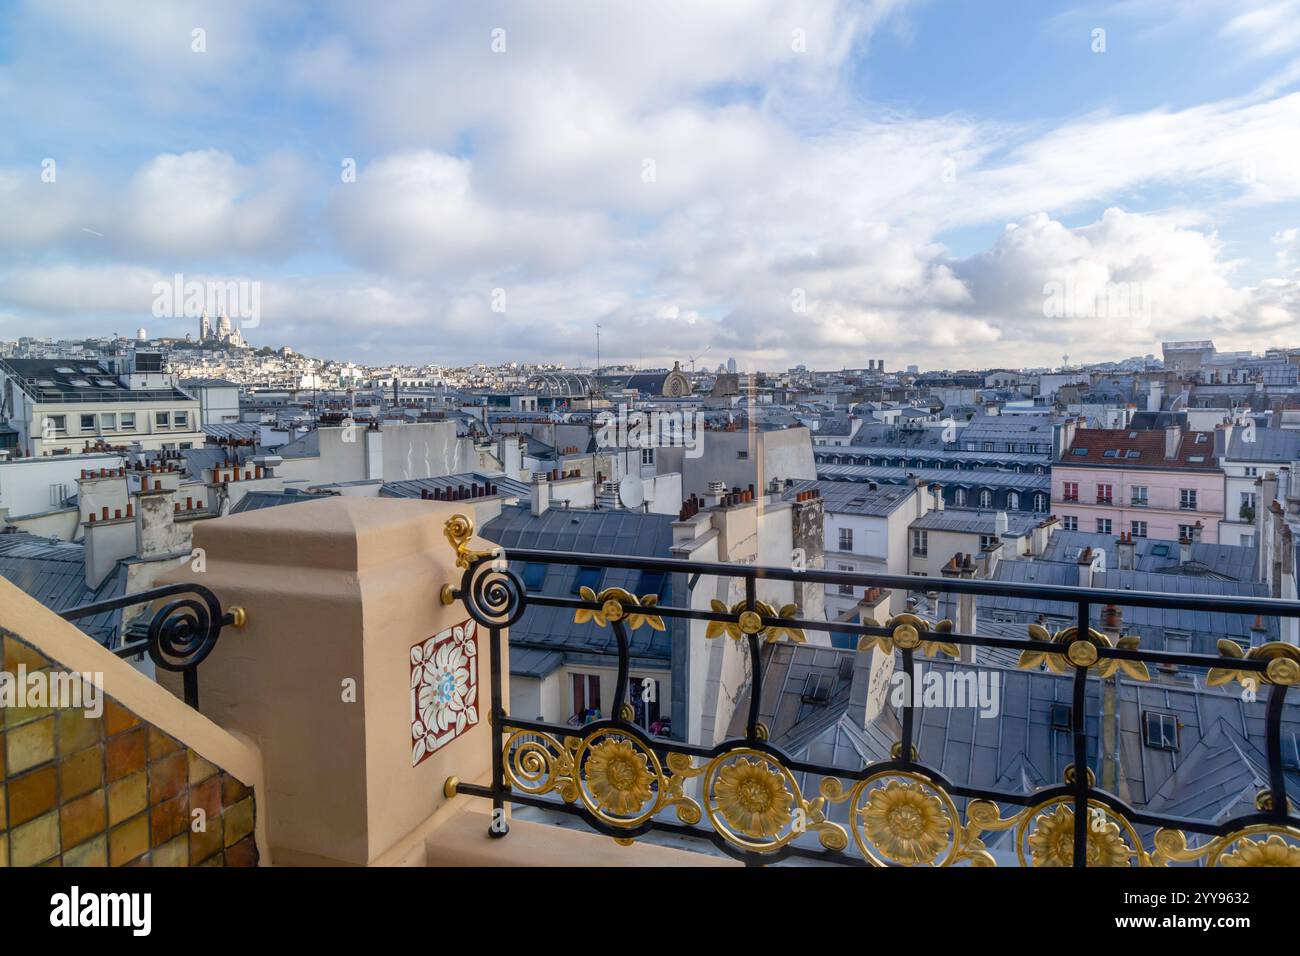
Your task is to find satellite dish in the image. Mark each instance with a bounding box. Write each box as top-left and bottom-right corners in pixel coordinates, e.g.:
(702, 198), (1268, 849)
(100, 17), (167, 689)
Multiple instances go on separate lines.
(618, 474), (645, 510)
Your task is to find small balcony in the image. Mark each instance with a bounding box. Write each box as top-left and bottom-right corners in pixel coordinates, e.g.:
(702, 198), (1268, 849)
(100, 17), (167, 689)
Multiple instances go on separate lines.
(14, 496), (1300, 869)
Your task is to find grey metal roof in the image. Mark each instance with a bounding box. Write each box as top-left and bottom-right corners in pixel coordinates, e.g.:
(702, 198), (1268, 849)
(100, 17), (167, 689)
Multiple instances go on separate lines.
(0, 358), (195, 405)
(781, 478), (915, 517)
(912, 509), (1040, 536)
(817, 463), (1051, 491)
(1225, 427), (1300, 463)
(202, 422), (260, 441)
(228, 489), (331, 513)
(380, 473), (532, 501)
(180, 378), (239, 388)
(983, 560), (1277, 650)
(0, 533), (124, 644)
(480, 504), (681, 672)
(1038, 529), (1258, 581)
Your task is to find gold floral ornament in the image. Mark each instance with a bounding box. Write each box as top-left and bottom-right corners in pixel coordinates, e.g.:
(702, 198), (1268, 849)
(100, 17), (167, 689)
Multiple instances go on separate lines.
(705, 599), (805, 644)
(713, 757), (795, 837)
(584, 738), (655, 816)
(1026, 806), (1133, 867)
(1222, 834), (1300, 867)
(443, 513), (499, 570)
(858, 613), (959, 660)
(1207, 640), (1300, 693)
(1154, 824), (1300, 866)
(1017, 625), (1149, 680)
(859, 779), (952, 865)
(573, 587), (665, 632)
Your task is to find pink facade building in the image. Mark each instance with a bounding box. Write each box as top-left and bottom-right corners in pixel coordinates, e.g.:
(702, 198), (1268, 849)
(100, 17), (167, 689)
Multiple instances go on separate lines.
(1051, 426), (1224, 544)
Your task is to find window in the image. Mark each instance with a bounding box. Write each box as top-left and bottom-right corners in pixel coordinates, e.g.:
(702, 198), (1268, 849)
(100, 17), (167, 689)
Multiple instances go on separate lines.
(80, 414), (96, 431)
(638, 570), (666, 598)
(912, 529), (928, 556)
(628, 677), (661, 729)
(1245, 466), (1258, 477)
(120, 412), (135, 430)
(1143, 711), (1179, 751)
(1050, 703), (1072, 730)
(837, 564), (854, 596)
(953, 488), (967, 506)
(1096, 518), (1112, 534)
(1131, 485), (1148, 506)
(571, 673), (602, 721)
(522, 563), (547, 592)
(155, 411), (170, 429)
(1178, 524), (1195, 540)
(173, 411), (189, 429)
(1130, 520), (1147, 538)
(48, 482), (70, 507)
(1241, 492), (1257, 509)
(1071, 447), (1088, 456)
(641, 447), (654, 465)
(838, 527), (853, 551)
(100, 413), (117, 431)
(1096, 483), (1113, 504)
(737, 450), (749, 460)
(979, 534), (997, 551)
(979, 489), (992, 508)
(1007, 492), (1020, 511)
(572, 567), (603, 594)
(1062, 516), (1078, 531)
(1033, 493), (1048, 512)
(44, 414), (67, 436)
(1062, 482), (1078, 502)
(1179, 488), (1197, 510)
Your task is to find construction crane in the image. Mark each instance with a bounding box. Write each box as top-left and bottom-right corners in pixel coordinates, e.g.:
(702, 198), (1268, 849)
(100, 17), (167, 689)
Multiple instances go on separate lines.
(687, 345), (712, 374)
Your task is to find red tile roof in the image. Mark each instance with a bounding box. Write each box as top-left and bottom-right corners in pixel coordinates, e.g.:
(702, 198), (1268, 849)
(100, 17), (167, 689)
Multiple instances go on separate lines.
(1061, 428), (1219, 470)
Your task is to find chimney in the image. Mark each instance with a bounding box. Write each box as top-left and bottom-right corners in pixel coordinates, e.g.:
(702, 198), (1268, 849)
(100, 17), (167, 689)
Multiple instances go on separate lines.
(1191, 521), (1202, 545)
(1077, 546), (1095, 587)
(1148, 380), (1164, 413)
(1178, 535), (1192, 565)
(1164, 425), (1181, 461)
(931, 483), (944, 511)
(531, 474), (550, 516)
(994, 510), (1008, 538)
(1117, 531), (1136, 571)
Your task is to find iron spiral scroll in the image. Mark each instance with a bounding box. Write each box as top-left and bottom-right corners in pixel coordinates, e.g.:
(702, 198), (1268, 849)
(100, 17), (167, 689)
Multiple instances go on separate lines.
(146, 592), (224, 672)
(442, 513), (525, 629)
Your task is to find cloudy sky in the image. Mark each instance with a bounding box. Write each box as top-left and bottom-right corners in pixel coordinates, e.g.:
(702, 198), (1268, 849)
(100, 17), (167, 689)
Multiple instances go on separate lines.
(2, 0), (1299, 371)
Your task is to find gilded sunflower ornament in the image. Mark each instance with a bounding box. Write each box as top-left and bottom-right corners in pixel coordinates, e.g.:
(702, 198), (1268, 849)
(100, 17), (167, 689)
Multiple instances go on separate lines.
(1220, 834), (1300, 867)
(859, 779), (952, 865)
(584, 738), (655, 816)
(574, 587), (665, 632)
(714, 758), (794, 837)
(1027, 806), (1132, 867)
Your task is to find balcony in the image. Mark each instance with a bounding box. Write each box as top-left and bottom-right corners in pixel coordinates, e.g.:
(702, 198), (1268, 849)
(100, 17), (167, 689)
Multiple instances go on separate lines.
(436, 511), (1300, 868)
(11, 496), (1300, 868)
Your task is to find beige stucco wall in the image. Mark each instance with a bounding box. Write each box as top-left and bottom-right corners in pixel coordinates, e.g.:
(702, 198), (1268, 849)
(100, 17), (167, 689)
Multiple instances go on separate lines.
(154, 496), (500, 866)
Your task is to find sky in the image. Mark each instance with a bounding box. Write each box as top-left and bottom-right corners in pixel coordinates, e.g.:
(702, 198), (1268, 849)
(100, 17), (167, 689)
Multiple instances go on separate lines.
(1, 0), (1300, 372)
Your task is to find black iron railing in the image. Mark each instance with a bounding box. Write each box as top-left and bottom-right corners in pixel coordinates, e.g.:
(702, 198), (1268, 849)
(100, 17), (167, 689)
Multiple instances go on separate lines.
(59, 582), (245, 708)
(440, 515), (1300, 867)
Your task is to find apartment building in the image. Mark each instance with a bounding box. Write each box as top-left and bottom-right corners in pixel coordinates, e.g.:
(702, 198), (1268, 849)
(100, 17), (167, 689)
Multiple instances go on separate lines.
(1219, 426), (1300, 547)
(1051, 425), (1225, 543)
(0, 352), (202, 457)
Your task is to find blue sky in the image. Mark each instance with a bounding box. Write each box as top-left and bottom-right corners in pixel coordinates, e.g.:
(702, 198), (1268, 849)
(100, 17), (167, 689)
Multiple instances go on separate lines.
(1, 0), (1299, 371)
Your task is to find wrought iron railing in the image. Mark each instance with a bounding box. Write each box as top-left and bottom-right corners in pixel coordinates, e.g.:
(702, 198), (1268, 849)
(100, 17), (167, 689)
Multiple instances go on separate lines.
(438, 514), (1300, 867)
(59, 582), (246, 708)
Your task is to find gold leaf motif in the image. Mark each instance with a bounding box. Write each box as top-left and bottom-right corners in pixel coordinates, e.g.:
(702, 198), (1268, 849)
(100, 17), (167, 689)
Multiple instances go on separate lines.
(704, 599), (806, 643)
(859, 613), (959, 659)
(572, 586), (665, 632)
(859, 779), (951, 865)
(1207, 641), (1300, 691)
(1026, 806), (1133, 867)
(443, 513), (499, 570)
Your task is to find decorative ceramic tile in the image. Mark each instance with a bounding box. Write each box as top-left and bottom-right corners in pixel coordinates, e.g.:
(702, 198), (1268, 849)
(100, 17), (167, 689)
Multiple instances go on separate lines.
(0, 629), (260, 867)
(410, 619), (479, 766)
